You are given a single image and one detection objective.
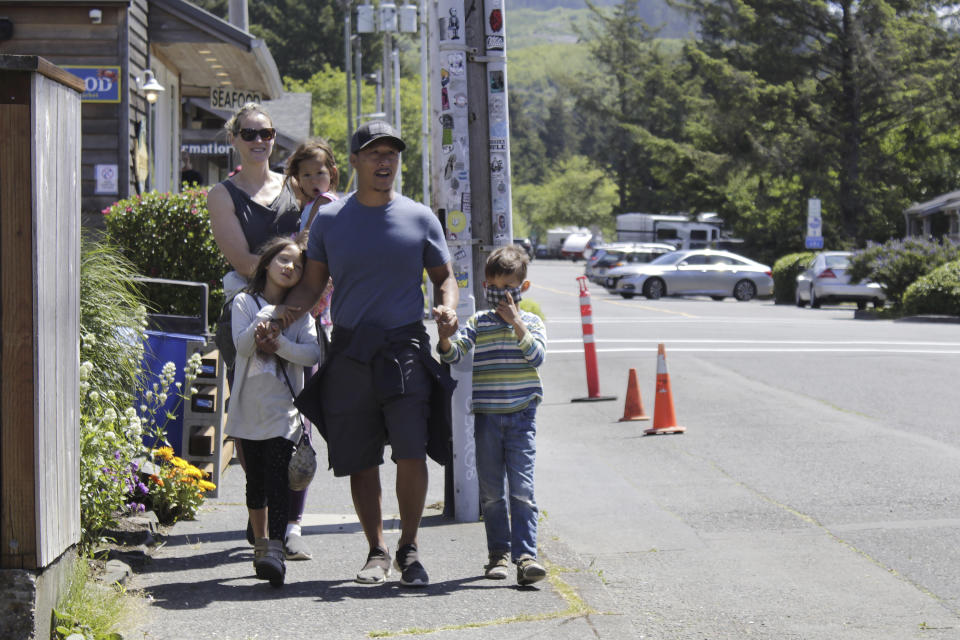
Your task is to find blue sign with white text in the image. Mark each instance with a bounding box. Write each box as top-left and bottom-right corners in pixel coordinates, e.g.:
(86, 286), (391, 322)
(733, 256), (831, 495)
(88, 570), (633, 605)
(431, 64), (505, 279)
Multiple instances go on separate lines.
(62, 66), (122, 103)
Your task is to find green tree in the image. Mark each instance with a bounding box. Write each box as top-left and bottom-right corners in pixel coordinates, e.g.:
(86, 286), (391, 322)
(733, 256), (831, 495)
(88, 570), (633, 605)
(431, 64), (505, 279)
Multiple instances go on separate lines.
(675, 0), (960, 246)
(285, 64), (426, 200)
(512, 155), (618, 241)
(573, 0), (713, 216)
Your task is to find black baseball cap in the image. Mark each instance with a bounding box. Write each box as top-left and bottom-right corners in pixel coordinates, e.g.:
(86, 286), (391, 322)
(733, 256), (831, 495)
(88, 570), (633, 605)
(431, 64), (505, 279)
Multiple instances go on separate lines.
(350, 120), (406, 153)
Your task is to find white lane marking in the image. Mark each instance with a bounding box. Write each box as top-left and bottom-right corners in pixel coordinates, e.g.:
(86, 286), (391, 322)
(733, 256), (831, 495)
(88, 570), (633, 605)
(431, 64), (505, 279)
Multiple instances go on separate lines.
(548, 347), (960, 354)
(547, 339), (960, 347)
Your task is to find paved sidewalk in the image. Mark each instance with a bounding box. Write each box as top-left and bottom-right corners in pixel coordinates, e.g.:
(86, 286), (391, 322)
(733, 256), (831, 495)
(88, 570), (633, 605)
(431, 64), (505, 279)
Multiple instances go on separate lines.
(129, 442), (635, 640)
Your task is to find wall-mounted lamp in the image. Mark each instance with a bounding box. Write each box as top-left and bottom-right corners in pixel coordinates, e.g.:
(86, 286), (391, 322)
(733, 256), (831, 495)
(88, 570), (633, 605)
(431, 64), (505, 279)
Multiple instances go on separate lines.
(89, 9), (102, 24)
(141, 70), (164, 103)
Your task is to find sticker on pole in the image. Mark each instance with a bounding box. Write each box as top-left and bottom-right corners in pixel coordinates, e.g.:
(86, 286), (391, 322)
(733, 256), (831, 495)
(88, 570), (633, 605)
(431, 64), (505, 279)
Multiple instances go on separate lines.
(448, 210), (467, 233)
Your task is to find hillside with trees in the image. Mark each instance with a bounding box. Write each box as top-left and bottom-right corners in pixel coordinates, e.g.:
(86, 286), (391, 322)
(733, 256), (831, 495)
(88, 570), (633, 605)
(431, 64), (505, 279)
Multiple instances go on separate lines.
(193, 0), (960, 262)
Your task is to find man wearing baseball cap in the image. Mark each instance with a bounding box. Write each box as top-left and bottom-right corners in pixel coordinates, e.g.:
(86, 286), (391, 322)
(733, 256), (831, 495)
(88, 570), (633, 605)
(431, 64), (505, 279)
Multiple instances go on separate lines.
(278, 121), (458, 587)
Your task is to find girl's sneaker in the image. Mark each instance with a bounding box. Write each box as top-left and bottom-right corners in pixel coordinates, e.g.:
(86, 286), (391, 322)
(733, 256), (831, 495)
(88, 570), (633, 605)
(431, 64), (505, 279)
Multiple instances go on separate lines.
(254, 539), (286, 587)
(516, 556), (546, 586)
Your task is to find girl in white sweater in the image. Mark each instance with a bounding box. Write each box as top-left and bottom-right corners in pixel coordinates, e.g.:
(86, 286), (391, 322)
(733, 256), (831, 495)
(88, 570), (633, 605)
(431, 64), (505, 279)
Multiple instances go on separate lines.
(225, 237), (322, 587)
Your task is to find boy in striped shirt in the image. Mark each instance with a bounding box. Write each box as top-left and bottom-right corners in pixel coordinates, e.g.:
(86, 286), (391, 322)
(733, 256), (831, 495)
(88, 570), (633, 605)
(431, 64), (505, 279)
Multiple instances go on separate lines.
(437, 245), (548, 586)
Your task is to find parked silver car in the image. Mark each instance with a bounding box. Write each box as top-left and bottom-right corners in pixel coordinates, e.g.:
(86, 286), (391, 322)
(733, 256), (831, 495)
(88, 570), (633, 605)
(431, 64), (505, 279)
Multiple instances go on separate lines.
(795, 251), (886, 309)
(614, 249), (773, 301)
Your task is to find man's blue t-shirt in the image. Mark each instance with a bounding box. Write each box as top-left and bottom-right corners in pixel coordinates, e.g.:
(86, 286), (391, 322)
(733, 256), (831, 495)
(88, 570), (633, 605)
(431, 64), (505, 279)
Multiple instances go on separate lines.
(306, 194), (450, 330)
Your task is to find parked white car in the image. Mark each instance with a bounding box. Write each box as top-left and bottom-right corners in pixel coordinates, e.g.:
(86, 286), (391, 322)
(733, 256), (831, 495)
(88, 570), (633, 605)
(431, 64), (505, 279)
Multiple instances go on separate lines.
(588, 243), (675, 285)
(795, 251), (886, 309)
(615, 249), (773, 301)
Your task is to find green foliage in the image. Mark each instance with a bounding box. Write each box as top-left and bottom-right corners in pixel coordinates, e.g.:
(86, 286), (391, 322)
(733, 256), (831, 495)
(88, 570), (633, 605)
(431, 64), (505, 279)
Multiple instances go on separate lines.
(771, 252), (816, 305)
(518, 298), (546, 321)
(286, 65), (427, 201)
(512, 155), (618, 242)
(79, 237), (148, 408)
(902, 259), (960, 317)
(103, 187), (228, 322)
(53, 558), (145, 640)
(78, 238), (149, 548)
(78, 239), (207, 545)
(678, 0), (960, 248)
(847, 238), (960, 308)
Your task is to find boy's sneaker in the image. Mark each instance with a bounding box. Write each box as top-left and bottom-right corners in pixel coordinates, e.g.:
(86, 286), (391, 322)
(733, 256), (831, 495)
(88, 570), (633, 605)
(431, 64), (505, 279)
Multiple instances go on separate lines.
(283, 532), (313, 561)
(484, 551), (511, 580)
(356, 547), (391, 584)
(394, 543), (429, 587)
(516, 556), (546, 586)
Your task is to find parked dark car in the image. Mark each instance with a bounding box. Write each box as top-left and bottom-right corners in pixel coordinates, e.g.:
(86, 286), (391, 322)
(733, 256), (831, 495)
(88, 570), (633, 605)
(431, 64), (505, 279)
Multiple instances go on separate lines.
(514, 237), (535, 260)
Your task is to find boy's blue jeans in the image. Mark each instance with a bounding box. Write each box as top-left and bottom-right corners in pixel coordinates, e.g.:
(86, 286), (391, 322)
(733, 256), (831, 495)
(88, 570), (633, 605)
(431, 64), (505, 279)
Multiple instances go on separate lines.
(473, 402), (539, 561)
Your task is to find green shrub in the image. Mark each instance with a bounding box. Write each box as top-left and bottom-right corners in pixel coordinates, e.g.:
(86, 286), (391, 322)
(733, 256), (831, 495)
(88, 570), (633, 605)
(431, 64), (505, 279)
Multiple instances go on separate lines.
(78, 237), (208, 547)
(847, 238), (960, 308)
(79, 238), (149, 547)
(103, 187), (228, 324)
(519, 298), (546, 321)
(771, 251), (816, 304)
(902, 259), (960, 316)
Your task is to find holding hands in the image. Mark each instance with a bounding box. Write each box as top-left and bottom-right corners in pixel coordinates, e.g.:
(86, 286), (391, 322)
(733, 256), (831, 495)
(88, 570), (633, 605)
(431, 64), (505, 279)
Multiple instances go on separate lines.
(255, 319), (280, 355)
(433, 304), (459, 341)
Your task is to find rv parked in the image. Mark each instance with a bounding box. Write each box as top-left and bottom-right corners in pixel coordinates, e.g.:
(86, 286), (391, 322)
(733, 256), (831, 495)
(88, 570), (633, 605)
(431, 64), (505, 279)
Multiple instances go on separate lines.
(616, 213), (739, 251)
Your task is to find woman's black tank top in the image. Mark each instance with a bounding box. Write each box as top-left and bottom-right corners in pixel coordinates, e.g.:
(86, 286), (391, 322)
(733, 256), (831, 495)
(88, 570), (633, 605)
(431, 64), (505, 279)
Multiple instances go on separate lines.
(222, 179), (301, 253)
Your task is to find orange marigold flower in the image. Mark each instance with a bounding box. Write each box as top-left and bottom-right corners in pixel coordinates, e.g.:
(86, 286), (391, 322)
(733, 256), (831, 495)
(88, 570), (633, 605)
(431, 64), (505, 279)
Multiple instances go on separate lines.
(153, 447), (174, 461)
(149, 474), (164, 487)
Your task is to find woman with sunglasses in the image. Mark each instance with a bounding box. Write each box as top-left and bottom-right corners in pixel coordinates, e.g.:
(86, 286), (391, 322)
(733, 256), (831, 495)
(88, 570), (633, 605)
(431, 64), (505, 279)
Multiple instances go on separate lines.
(208, 102), (316, 564)
(209, 102), (301, 300)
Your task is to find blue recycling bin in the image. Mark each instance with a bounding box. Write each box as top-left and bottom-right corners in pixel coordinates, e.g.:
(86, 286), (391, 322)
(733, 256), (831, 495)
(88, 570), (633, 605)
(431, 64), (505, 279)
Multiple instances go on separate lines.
(138, 329), (207, 456)
(133, 277), (211, 456)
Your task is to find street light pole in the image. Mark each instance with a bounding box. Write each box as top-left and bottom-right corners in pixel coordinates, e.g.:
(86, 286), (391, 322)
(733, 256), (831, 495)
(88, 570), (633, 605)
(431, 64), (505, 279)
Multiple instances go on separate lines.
(343, 0), (353, 166)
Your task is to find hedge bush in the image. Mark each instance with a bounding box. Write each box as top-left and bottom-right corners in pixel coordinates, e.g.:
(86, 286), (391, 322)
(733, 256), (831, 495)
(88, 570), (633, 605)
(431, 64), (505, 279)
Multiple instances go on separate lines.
(902, 259), (960, 316)
(847, 238), (960, 308)
(771, 251), (816, 304)
(103, 188), (228, 324)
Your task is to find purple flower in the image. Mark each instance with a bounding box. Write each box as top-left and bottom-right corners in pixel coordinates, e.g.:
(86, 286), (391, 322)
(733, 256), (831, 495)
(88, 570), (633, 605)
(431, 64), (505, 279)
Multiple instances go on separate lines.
(114, 450), (122, 460)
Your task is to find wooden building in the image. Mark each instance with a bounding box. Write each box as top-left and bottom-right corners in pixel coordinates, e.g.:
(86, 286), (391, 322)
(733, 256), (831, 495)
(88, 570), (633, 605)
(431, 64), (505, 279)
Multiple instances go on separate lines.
(904, 190), (960, 244)
(0, 0), (286, 218)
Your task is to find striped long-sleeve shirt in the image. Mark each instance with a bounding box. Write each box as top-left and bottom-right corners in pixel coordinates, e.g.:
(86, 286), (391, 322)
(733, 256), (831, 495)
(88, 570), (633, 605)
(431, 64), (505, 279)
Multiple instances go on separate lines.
(439, 309), (546, 413)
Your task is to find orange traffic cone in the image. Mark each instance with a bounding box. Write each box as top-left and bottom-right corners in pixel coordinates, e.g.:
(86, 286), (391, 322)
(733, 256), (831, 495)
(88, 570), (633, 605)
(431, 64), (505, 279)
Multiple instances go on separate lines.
(618, 368), (650, 421)
(644, 343), (686, 435)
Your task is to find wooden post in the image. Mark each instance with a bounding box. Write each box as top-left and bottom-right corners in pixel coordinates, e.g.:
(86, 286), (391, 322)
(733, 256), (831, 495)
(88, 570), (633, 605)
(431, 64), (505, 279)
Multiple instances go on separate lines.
(0, 55), (84, 571)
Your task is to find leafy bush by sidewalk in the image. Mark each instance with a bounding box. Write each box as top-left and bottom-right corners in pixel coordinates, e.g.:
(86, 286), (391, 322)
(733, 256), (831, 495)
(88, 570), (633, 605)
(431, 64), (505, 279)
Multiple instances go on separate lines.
(847, 238), (960, 308)
(79, 238), (211, 548)
(902, 259), (960, 316)
(772, 251), (815, 304)
(103, 188), (228, 325)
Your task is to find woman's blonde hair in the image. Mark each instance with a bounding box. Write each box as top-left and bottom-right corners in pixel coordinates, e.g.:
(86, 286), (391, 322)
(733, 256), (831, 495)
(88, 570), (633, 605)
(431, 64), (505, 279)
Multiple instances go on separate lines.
(224, 102), (274, 138)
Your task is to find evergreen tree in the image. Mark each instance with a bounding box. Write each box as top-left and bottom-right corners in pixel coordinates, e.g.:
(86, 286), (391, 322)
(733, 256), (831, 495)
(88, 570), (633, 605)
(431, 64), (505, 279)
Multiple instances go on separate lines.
(676, 0), (960, 244)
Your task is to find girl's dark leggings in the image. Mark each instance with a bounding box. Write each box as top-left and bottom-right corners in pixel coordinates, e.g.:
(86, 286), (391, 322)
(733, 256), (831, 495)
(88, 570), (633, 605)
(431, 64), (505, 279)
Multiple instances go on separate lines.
(238, 436), (294, 541)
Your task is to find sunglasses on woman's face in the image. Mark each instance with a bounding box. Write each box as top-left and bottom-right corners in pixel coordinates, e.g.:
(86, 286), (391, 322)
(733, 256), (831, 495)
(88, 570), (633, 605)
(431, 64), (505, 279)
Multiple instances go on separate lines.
(237, 127), (276, 142)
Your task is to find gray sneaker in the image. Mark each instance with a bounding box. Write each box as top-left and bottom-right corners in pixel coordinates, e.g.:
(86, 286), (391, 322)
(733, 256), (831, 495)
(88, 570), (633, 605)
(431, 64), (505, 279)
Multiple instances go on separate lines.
(284, 532), (313, 561)
(516, 556), (546, 586)
(484, 551), (510, 580)
(356, 547), (391, 584)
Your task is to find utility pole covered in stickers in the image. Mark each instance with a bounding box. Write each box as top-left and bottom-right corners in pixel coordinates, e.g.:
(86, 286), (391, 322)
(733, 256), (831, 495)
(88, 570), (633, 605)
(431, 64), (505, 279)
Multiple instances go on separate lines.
(484, 0), (513, 247)
(431, 0), (477, 522)
(429, 0), (514, 521)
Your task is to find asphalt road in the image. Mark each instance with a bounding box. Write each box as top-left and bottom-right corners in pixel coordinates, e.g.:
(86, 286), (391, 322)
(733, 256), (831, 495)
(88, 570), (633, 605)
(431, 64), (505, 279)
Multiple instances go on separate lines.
(529, 259), (960, 639)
